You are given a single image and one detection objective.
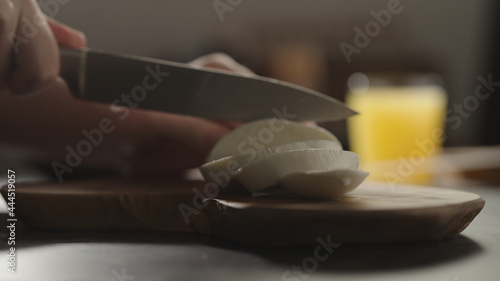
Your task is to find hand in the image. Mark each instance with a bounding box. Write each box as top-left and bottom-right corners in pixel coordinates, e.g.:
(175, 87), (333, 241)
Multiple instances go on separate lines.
(0, 0), (85, 96)
(0, 49), (252, 180)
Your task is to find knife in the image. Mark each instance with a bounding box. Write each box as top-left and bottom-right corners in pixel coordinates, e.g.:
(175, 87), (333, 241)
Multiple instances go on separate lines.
(59, 47), (356, 122)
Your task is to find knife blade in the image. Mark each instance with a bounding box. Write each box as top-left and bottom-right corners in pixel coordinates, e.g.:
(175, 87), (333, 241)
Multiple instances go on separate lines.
(60, 47), (356, 122)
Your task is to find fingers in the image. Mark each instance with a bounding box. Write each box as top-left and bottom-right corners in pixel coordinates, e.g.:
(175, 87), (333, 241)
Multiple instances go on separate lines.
(189, 52), (254, 75)
(6, 0), (59, 95)
(122, 111), (234, 177)
(0, 77), (232, 177)
(0, 0), (21, 95)
(128, 140), (206, 178)
(133, 110), (231, 156)
(47, 17), (86, 49)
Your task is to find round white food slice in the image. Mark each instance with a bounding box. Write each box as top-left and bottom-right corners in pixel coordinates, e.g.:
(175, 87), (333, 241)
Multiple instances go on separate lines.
(207, 119), (341, 162)
(235, 148), (360, 193)
(200, 140), (342, 185)
(281, 169), (369, 200)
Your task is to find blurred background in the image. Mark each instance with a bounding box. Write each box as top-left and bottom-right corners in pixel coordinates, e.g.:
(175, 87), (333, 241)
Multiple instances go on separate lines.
(52, 0), (498, 148)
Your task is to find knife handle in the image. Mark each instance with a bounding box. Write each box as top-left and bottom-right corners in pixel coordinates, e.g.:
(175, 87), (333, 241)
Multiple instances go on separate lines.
(60, 47), (85, 95)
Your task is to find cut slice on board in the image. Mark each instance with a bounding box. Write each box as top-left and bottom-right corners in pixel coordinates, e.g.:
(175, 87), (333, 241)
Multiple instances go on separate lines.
(200, 140), (342, 185)
(235, 148), (360, 193)
(202, 118), (367, 199)
(281, 169), (369, 200)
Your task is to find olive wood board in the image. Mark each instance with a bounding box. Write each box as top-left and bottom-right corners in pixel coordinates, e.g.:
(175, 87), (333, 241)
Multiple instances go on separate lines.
(1, 179), (484, 246)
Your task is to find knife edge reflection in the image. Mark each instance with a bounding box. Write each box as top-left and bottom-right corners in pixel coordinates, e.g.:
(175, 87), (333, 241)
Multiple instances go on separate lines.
(60, 47), (356, 122)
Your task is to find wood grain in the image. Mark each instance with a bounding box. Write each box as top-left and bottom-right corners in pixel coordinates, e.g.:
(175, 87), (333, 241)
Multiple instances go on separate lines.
(1, 179), (484, 246)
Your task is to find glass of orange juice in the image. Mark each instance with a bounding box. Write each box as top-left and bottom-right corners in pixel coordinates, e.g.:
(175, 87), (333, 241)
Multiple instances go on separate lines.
(346, 72), (447, 186)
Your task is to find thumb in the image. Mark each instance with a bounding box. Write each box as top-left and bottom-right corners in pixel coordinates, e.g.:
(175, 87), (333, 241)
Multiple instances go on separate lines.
(47, 17), (86, 49)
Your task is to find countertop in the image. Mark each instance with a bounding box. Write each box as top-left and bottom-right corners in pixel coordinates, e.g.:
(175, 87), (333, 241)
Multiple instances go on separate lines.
(0, 162), (499, 281)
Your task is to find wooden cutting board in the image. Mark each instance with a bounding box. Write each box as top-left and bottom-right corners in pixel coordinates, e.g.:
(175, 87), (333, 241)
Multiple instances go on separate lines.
(1, 179), (484, 246)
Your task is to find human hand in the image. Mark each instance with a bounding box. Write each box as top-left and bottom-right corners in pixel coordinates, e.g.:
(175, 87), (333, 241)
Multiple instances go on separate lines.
(0, 0), (86, 96)
(0, 51), (252, 180)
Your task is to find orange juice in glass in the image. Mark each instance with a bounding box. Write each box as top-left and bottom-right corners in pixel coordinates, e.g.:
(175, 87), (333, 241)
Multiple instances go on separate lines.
(346, 73), (447, 185)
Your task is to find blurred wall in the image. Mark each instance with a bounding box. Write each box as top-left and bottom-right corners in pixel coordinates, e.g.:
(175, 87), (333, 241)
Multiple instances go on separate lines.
(51, 0), (493, 146)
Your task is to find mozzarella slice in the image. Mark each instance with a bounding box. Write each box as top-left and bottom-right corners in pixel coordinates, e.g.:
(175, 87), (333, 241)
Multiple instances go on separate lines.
(281, 169), (369, 200)
(207, 119), (341, 162)
(235, 149), (360, 193)
(200, 140), (342, 185)
(200, 118), (368, 199)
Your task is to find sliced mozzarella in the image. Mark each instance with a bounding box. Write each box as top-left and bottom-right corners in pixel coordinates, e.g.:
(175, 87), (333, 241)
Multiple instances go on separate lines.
(207, 119), (341, 162)
(281, 169), (369, 200)
(235, 149), (360, 193)
(200, 140), (342, 185)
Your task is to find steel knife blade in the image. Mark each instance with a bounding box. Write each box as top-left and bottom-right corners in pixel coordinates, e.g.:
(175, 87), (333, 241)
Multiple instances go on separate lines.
(60, 47), (356, 122)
